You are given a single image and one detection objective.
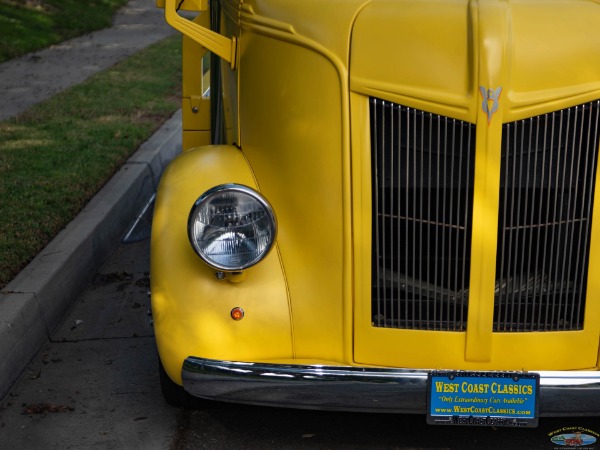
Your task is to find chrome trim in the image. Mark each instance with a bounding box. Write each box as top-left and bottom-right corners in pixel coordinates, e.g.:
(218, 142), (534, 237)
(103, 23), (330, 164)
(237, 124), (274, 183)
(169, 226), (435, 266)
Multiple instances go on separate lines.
(182, 357), (600, 416)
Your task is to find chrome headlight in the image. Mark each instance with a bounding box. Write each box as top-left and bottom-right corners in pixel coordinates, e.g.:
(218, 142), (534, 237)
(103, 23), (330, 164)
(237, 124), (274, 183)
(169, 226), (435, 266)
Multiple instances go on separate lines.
(188, 184), (277, 271)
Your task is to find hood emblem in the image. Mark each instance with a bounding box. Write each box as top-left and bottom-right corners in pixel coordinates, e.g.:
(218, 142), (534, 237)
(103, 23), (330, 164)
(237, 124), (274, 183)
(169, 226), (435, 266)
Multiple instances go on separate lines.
(479, 86), (502, 124)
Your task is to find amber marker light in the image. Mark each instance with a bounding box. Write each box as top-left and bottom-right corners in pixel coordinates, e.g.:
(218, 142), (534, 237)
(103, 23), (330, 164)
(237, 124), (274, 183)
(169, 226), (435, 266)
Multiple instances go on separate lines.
(231, 307), (245, 321)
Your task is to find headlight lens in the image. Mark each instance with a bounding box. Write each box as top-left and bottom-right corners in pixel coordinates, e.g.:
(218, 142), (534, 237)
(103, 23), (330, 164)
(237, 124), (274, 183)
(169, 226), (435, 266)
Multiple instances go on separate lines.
(188, 184), (277, 271)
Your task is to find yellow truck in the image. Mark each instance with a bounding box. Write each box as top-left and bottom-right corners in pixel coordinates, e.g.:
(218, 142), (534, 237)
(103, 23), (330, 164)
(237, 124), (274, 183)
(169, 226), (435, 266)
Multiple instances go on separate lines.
(152, 0), (600, 426)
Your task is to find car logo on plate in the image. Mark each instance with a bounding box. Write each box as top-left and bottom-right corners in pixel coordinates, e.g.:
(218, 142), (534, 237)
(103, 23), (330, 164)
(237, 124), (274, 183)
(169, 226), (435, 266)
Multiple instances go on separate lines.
(549, 427), (598, 447)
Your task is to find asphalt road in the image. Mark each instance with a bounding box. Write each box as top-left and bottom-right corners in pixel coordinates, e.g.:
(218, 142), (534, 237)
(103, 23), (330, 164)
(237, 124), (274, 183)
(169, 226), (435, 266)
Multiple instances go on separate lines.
(0, 236), (599, 449)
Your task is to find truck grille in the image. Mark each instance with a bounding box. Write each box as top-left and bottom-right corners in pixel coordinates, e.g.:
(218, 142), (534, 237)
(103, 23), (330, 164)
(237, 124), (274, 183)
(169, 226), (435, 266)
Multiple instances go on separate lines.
(371, 98), (600, 332)
(370, 98), (476, 331)
(495, 100), (600, 331)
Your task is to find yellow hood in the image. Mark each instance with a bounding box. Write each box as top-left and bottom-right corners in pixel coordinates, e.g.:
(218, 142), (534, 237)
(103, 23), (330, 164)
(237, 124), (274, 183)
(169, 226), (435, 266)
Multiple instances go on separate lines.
(350, 0), (600, 123)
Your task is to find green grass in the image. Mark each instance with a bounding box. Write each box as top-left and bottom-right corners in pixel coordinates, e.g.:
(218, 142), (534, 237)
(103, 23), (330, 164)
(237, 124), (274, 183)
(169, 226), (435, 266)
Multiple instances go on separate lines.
(0, 0), (129, 62)
(0, 35), (182, 288)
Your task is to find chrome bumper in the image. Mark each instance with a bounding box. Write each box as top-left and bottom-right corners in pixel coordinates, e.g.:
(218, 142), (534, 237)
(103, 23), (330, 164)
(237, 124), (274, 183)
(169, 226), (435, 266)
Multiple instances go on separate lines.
(182, 357), (600, 416)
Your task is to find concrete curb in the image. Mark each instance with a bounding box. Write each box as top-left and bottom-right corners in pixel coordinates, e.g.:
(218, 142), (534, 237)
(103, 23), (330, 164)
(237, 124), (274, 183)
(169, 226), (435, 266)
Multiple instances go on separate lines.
(0, 110), (182, 401)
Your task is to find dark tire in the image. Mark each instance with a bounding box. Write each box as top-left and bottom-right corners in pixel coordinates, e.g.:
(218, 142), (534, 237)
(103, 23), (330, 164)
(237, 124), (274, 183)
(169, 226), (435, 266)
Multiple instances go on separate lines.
(159, 358), (207, 409)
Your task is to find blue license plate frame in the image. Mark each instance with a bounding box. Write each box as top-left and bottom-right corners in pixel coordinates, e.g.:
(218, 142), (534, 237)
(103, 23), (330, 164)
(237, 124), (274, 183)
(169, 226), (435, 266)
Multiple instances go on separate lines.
(427, 371), (539, 427)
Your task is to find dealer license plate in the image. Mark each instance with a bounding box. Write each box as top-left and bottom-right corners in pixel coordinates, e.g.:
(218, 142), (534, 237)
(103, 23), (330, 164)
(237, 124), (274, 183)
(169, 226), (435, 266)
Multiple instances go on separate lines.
(427, 371), (539, 427)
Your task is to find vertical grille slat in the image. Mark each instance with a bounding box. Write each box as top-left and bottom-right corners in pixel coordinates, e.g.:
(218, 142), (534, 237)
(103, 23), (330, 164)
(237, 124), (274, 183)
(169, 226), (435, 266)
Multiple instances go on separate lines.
(370, 98), (476, 331)
(494, 100), (600, 332)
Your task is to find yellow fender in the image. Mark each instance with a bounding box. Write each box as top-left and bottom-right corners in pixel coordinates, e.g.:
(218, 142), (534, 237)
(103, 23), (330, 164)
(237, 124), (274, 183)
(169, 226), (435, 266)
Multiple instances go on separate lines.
(151, 145), (293, 385)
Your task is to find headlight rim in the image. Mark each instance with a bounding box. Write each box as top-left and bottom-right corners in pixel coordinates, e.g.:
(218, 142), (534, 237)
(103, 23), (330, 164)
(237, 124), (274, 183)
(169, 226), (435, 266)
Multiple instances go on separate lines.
(187, 183), (277, 272)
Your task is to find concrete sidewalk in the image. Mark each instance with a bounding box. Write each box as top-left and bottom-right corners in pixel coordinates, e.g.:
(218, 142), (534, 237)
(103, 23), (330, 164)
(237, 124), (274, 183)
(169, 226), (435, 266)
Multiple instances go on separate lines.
(0, 0), (176, 121)
(0, 1), (183, 400)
